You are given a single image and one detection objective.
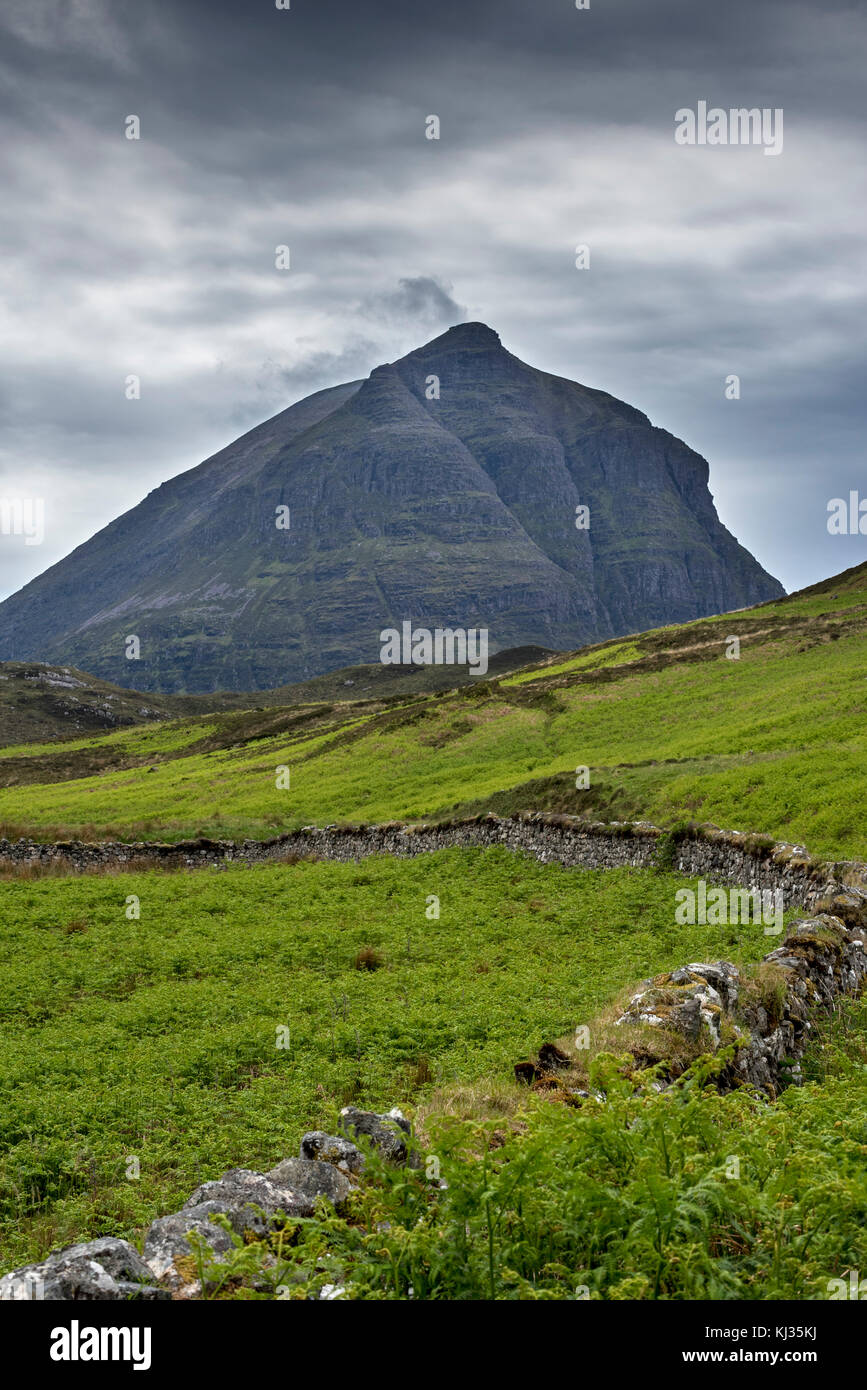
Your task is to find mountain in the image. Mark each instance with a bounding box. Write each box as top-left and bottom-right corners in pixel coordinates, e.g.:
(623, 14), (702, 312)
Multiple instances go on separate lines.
(0, 322), (783, 693)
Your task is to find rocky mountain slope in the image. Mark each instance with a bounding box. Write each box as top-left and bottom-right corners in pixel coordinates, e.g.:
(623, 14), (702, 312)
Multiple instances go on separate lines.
(0, 323), (783, 693)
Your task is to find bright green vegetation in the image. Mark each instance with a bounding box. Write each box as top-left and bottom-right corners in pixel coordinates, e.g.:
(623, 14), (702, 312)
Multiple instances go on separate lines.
(0, 850), (780, 1272)
(4, 721), (221, 762)
(1, 564), (866, 1300)
(0, 567), (865, 856)
(219, 996), (867, 1301)
(504, 639), (643, 684)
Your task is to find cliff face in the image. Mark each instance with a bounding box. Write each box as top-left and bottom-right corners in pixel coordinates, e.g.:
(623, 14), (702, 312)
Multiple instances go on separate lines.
(0, 323), (783, 693)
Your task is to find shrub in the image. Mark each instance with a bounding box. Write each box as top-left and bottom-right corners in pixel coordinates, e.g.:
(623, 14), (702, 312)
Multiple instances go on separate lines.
(354, 945), (385, 971)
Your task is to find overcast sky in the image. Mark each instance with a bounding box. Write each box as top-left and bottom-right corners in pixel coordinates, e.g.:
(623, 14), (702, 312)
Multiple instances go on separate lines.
(1, 0), (865, 600)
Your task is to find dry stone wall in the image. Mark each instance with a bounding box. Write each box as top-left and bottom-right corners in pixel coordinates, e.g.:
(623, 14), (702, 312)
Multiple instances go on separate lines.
(1, 811), (863, 914)
(609, 892), (867, 1094)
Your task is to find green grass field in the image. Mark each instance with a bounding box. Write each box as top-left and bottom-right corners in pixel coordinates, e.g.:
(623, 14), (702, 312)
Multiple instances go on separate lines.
(236, 995), (867, 1301)
(0, 850), (784, 1271)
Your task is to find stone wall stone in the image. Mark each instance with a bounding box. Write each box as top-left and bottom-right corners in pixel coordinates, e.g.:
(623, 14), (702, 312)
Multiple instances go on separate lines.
(612, 889), (867, 1096)
(1, 812), (863, 915)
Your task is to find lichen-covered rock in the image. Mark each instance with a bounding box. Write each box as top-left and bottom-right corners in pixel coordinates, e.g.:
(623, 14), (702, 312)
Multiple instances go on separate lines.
(183, 1168), (315, 1227)
(300, 1131), (365, 1175)
(0, 1237), (169, 1301)
(612, 904), (867, 1097)
(266, 1157), (352, 1211)
(673, 961), (740, 1010)
(338, 1106), (420, 1166)
(143, 1201), (237, 1289)
(616, 975), (723, 1045)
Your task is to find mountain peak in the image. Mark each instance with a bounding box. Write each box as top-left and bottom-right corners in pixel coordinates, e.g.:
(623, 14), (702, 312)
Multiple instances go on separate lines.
(442, 321), (501, 345)
(416, 321), (502, 354)
(370, 322), (503, 379)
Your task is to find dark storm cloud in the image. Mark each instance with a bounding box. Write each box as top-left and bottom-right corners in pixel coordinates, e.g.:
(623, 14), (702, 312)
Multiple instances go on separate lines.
(0, 0), (865, 600)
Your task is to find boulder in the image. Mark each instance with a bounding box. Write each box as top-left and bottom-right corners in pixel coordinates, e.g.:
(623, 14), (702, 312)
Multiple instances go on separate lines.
(143, 1201), (237, 1288)
(666, 994), (703, 1041)
(676, 961), (740, 1009)
(266, 1157), (351, 1211)
(338, 1106), (420, 1167)
(616, 973), (725, 1045)
(0, 1236), (168, 1301)
(300, 1131), (365, 1175)
(183, 1168), (315, 1228)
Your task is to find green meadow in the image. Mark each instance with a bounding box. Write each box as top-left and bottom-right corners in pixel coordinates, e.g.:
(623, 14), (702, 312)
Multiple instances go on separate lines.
(240, 995), (867, 1301)
(0, 851), (781, 1271)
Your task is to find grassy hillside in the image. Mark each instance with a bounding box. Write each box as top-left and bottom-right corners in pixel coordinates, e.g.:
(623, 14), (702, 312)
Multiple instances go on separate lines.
(0, 850), (783, 1271)
(1, 563), (865, 858)
(0, 646), (553, 747)
(1, 564), (866, 1300)
(225, 994), (867, 1301)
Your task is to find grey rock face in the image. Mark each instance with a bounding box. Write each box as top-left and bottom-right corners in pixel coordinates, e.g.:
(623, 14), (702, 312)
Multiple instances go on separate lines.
(616, 971), (726, 1046)
(676, 961), (740, 1011)
(183, 1167), (315, 1226)
(0, 1237), (168, 1301)
(300, 1131), (366, 1175)
(614, 906), (867, 1095)
(142, 1201), (237, 1288)
(266, 1157), (352, 1211)
(338, 1106), (420, 1166)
